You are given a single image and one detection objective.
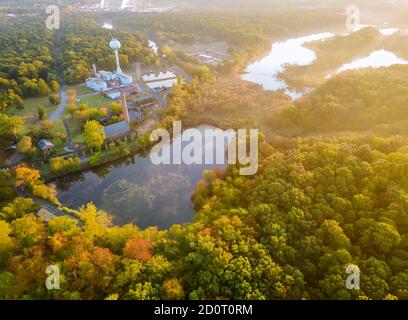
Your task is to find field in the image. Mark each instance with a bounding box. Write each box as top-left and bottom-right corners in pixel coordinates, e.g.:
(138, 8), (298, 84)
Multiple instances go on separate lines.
(5, 96), (55, 122)
(3, 96), (58, 136)
(77, 94), (113, 108)
(68, 84), (94, 96)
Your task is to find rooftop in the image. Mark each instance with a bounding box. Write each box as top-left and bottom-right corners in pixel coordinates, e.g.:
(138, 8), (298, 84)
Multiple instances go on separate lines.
(36, 208), (58, 222)
(37, 139), (54, 150)
(129, 110), (143, 123)
(104, 121), (131, 137)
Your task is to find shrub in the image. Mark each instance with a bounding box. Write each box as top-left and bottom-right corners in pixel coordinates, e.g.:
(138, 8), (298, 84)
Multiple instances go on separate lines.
(50, 157), (81, 173)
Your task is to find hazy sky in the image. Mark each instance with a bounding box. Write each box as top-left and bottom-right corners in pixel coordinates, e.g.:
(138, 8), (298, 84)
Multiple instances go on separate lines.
(3, 0), (406, 12)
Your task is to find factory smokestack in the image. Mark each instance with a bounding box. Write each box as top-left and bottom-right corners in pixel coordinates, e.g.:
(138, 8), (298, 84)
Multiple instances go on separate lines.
(120, 91), (130, 123)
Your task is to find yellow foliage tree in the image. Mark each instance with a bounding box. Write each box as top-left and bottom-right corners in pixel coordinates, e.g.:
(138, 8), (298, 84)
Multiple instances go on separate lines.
(15, 167), (40, 187)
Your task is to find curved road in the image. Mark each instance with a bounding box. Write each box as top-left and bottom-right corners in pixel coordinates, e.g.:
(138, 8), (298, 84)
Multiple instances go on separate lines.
(49, 85), (67, 122)
(49, 28), (68, 123)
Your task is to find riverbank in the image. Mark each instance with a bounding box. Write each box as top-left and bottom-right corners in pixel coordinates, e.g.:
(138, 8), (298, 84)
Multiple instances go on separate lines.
(41, 134), (153, 182)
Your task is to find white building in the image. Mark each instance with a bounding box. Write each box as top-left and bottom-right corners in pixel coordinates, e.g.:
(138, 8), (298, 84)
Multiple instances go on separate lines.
(85, 38), (133, 92)
(117, 73), (133, 85)
(143, 71), (178, 90)
(85, 78), (108, 92)
(98, 70), (116, 81)
(106, 91), (121, 100)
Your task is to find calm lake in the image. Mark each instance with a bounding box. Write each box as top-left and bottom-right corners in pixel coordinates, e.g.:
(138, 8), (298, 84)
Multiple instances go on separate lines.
(54, 126), (233, 229)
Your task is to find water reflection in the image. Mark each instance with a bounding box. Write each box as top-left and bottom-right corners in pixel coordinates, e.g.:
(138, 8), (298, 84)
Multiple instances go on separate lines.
(336, 49), (408, 73)
(241, 32), (334, 99)
(55, 127), (232, 229)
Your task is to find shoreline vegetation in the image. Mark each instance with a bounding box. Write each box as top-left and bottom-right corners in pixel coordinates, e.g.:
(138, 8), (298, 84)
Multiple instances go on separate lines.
(41, 133), (153, 181)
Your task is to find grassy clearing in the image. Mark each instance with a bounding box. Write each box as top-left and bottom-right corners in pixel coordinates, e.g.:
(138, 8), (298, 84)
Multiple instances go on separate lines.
(67, 84), (94, 97)
(50, 119), (67, 152)
(65, 116), (84, 145)
(5, 96), (55, 121)
(4, 96), (58, 136)
(78, 94), (112, 107)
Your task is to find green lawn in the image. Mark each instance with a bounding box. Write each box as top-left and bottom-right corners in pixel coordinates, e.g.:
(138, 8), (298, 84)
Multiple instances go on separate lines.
(78, 94), (112, 108)
(67, 84), (94, 97)
(50, 119), (67, 152)
(5, 96), (55, 121)
(4, 96), (58, 135)
(65, 116), (85, 145)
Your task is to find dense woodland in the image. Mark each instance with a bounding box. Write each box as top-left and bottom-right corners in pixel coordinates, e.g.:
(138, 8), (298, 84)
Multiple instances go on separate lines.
(0, 17), (56, 109)
(275, 65), (408, 134)
(0, 135), (407, 299)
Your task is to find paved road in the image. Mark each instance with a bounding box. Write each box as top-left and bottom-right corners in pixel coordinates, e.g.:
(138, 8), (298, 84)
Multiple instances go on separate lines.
(6, 152), (23, 166)
(49, 85), (67, 122)
(16, 188), (81, 224)
(49, 28), (67, 123)
(36, 199), (82, 226)
(77, 91), (100, 99)
(63, 119), (75, 151)
(137, 79), (168, 109)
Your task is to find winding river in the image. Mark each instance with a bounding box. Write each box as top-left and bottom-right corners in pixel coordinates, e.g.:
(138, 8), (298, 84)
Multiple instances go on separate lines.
(241, 32), (334, 99)
(241, 27), (408, 99)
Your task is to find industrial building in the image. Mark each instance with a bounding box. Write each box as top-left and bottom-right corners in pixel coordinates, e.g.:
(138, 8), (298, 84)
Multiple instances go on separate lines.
(85, 38), (134, 94)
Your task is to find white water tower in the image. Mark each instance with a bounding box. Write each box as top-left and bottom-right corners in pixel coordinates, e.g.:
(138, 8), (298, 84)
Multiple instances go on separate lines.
(109, 38), (123, 75)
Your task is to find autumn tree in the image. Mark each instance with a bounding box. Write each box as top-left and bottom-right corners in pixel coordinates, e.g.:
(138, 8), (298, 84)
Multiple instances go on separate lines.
(0, 221), (14, 264)
(49, 94), (61, 106)
(0, 114), (23, 143)
(17, 136), (33, 154)
(0, 197), (38, 221)
(161, 279), (184, 300)
(83, 120), (106, 150)
(38, 106), (45, 120)
(50, 80), (60, 93)
(38, 79), (50, 96)
(15, 167), (41, 187)
(123, 237), (152, 262)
